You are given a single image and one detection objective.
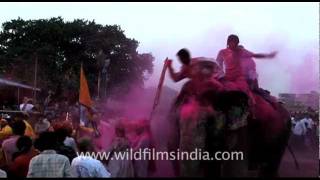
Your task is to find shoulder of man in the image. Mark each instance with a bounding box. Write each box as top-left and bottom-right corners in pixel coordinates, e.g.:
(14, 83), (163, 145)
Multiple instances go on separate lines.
(56, 153), (71, 162)
(218, 48), (228, 54)
(2, 136), (15, 147)
(28, 154), (41, 164)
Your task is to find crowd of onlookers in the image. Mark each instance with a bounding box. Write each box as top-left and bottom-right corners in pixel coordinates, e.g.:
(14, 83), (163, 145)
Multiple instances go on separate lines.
(0, 95), (318, 178)
(0, 97), (156, 178)
(290, 113), (318, 151)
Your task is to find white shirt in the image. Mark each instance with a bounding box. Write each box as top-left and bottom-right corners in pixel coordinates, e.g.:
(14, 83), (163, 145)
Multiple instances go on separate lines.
(71, 156), (111, 178)
(19, 103), (34, 112)
(293, 120), (308, 136)
(302, 118), (314, 129)
(0, 169), (7, 178)
(291, 117), (296, 125)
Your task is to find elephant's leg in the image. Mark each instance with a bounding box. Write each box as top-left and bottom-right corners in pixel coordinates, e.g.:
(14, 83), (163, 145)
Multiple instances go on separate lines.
(180, 159), (204, 177)
(167, 123), (180, 176)
(204, 160), (222, 177)
(221, 126), (249, 177)
(259, 125), (291, 177)
(247, 120), (264, 171)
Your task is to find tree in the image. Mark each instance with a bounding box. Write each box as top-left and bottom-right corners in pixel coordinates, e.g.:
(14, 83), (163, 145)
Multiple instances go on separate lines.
(0, 17), (154, 102)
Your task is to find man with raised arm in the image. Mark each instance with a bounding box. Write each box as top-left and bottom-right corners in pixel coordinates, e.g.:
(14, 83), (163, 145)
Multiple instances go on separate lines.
(217, 34), (277, 83)
(167, 48), (224, 91)
(215, 34), (277, 106)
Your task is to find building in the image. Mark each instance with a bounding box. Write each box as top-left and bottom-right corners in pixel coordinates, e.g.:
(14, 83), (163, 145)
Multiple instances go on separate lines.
(295, 91), (319, 110)
(278, 93), (296, 105)
(278, 91), (319, 113)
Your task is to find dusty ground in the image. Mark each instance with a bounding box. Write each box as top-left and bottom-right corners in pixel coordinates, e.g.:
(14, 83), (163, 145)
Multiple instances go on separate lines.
(278, 136), (318, 177)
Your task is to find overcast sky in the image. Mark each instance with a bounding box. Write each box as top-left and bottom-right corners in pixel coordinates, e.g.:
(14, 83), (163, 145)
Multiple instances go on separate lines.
(0, 2), (318, 96)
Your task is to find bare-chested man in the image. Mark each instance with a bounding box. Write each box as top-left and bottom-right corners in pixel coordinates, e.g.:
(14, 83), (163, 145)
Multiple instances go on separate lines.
(167, 48), (199, 82)
(216, 34), (277, 105)
(217, 35), (276, 83)
(167, 48), (224, 91)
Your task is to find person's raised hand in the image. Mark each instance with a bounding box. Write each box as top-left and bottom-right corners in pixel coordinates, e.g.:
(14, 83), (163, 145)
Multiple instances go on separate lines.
(269, 51), (278, 58)
(166, 59), (173, 66)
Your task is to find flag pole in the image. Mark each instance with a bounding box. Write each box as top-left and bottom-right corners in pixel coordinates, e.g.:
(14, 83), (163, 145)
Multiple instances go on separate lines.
(78, 63), (100, 138)
(33, 53), (38, 103)
(76, 63), (84, 140)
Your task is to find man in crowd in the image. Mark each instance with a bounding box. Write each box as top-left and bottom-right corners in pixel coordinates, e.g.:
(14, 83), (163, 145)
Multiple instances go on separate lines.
(21, 114), (36, 139)
(0, 114), (35, 142)
(34, 115), (53, 136)
(19, 97), (34, 113)
(0, 115), (13, 141)
(70, 137), (111, 178)
(291, 116), (297, 130)
(2, 119), (26, 166)
(8, 136), (39, 178)
(131, 119), (156, 177)
(63, 125), (78, 153)
(27, 132), (72, 177)
(292, 118), (308, 150)
(107, 123), (134, 177)
(55, 127), (77, 163)
(300, 114), (316, 149)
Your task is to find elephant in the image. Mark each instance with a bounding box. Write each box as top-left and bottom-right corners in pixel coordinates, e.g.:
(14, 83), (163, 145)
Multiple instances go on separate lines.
(167, 78), (291, 177)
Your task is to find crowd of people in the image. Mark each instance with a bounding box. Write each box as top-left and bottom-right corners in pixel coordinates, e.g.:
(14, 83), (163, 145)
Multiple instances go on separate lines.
(0, 96), (156, 178)
(290, 113), (318, 151)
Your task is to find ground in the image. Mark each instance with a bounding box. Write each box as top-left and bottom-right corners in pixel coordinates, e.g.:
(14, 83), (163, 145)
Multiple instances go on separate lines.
(278, 136), (318, 177)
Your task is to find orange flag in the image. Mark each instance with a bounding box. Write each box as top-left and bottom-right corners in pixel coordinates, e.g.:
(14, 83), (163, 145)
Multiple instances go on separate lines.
(79, 65), (93, 108)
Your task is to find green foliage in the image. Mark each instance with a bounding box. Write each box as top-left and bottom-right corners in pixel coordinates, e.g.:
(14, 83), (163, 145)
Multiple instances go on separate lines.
(0, 17), (154, 100)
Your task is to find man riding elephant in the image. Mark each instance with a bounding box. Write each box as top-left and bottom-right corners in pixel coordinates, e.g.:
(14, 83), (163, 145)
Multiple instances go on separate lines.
(216, 34), (277, 117)
(167, 48), (225, 93)
(237, 44), (278, 108)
